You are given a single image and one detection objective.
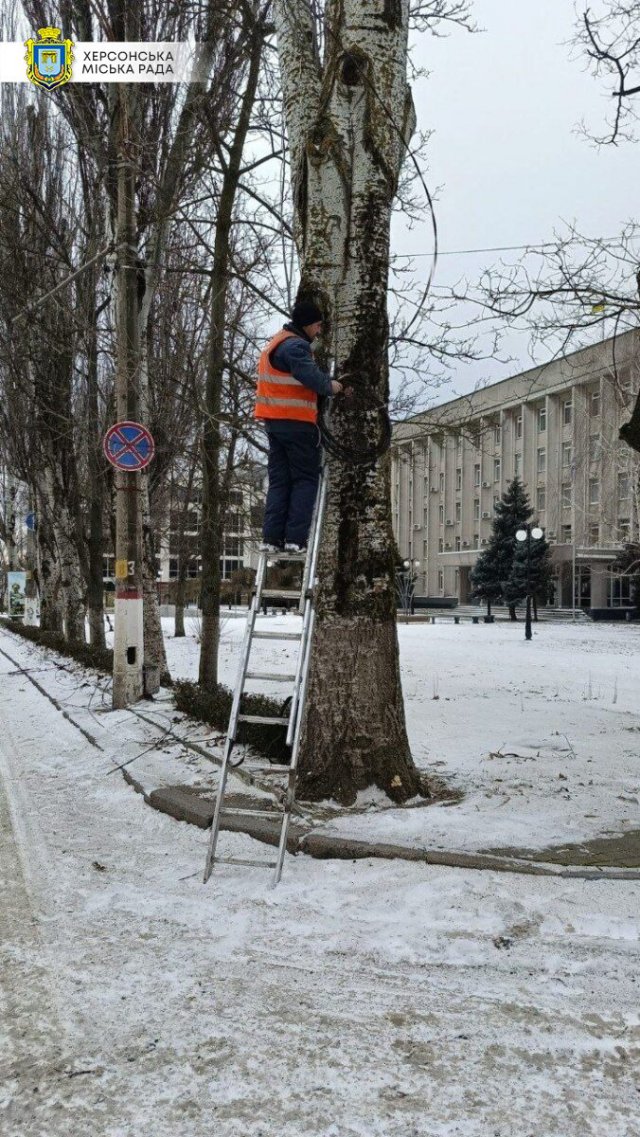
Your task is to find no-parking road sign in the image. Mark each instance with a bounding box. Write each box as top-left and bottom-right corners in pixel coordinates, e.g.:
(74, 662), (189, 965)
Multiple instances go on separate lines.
(103, 421), (155, 472)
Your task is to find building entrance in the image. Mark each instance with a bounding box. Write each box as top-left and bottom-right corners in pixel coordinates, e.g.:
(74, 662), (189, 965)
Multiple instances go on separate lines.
(575, 565), (591, 609)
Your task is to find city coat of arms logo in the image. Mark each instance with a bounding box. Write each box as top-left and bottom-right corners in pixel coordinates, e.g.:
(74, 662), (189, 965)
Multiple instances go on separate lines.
(25, 27), (74, 91)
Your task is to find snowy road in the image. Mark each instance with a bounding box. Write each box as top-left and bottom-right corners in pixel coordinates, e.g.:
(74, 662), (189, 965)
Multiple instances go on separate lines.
(1, 632), (640, 1135)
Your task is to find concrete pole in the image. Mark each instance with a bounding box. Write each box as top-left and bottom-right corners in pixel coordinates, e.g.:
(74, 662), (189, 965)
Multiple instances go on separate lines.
(112, 83), (144, 709)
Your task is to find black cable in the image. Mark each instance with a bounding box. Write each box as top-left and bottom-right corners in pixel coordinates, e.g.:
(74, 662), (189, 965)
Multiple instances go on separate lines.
(318, 388), (392, 465)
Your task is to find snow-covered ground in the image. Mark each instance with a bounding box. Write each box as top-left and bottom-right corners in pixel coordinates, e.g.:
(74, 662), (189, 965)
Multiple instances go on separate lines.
(2, 620), (640, 1135)
(161, 613), (640, 855)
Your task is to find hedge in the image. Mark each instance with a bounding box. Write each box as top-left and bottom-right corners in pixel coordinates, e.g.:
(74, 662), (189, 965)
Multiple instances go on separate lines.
(0, 617), (113, 674)
(174, 679), (290, 764)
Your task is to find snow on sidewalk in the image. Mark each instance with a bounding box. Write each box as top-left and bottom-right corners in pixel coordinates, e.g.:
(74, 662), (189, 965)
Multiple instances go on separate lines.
(156, 614), (640, 855)
(1, 626), (640, 1136)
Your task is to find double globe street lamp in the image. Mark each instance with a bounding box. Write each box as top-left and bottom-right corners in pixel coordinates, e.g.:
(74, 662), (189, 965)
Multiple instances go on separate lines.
(396, 558), (420, 617)
(515, 525), (544, 641)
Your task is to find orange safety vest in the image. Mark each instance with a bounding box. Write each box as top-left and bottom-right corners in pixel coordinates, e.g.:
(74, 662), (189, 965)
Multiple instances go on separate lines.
(254, 330), (318, 424)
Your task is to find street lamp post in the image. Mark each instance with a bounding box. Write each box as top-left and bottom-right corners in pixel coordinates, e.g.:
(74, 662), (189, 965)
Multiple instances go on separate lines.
(395, 559), (420, 618)
(515, 526), (543, 640)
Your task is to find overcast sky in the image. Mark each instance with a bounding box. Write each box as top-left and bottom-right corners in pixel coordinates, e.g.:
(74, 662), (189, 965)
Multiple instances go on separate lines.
(395, 0), (639, 402)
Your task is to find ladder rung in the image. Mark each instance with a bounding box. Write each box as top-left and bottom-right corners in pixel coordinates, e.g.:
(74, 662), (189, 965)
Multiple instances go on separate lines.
(214, 856), (277, 869)
(261, 589), (301, 598)
(246, 763), (292, 773)
(262, 551), (306, 561)
(245, 671), (296, 682)
(253, 631), (302, 640)
(237, 713), (289, 725)
(221, 807), (284, 818)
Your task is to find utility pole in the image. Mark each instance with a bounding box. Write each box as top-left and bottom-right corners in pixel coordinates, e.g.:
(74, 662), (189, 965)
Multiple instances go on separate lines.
(112, 82), (144, 709)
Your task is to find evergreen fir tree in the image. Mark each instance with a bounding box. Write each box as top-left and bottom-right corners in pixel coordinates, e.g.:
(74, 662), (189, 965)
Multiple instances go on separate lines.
(505, 529), (554, 619)
(470, 478), (532, 617)
(468, 544), (502, 616)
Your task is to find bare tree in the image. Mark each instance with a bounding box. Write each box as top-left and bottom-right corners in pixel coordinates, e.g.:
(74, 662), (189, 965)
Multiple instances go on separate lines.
(198, 1), (270, 690)
(271, 0), (471, 803)
(579, 2), (640, 143)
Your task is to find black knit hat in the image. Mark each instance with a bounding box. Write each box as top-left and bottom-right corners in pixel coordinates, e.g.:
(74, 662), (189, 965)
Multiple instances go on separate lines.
(291, 300), (323, 328)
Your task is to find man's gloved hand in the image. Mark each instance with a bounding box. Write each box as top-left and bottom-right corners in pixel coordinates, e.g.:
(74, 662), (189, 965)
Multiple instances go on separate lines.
(330, 380), (344, 395)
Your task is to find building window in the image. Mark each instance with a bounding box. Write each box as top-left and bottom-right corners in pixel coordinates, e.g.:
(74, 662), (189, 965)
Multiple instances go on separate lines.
(589, 524), (599, 546)
(589, 434), (600, 462)
(538, 406), (546, 432)
(589, 479), (599, 506)
(494, 424), (501, 445)
(562, 441), (572, 467)
(536, 486), (546, 511)
(439, 504), (444, 523)
(561, 483), (572, 508)
(563, 399), (572, 425)
(537, 447), (546, 475)
(473, 498), (480, 521)
(619, 518), (631, 541)
(438, 570), (444, 593)
(456, 433), (462, 451)
(618, 472), (630, 500)
(590, 389), (601, 417)
(514, 452), (522, 477)
(493, 495), (500, 512)
(561, 524), (572, 543)
(439, 472), (445, 492)
(455, 536), (461, 551)
(474, 463), (481, 487)
(455, 501), (461, 522)
(515, 414), (522, 439)
(224, 537), (244, 558)
(608, 574), (633, 607)
(168, 558), (179, 580)
(456, 467), (462, 491)
(473, 534), (480, 549)
(494, 457), (501, 482)
(438, 537), (444, 553)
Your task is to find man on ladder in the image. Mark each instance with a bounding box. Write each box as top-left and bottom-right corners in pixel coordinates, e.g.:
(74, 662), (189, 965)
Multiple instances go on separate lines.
(203, 303), (349, 887)
(256, 301), (344, 554)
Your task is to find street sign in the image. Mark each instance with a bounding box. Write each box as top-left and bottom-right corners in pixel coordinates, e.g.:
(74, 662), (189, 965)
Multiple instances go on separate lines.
(25, 511), (37, 531)
(103, 421), (155, 472)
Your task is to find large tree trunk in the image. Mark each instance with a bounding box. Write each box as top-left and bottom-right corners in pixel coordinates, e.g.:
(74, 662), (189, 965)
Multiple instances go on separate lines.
(274, 0), (423, 804)
(85, 261), (106, 649)
(35, 476), (63, 633)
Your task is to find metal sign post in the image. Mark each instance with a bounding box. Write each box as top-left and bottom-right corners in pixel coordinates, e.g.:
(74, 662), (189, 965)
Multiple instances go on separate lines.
(109, 81), (147, 710)
(104, 421), (155, 708)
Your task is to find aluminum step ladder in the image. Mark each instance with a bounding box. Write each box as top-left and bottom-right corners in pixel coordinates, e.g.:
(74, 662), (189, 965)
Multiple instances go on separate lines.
(203, 465), (327, 887)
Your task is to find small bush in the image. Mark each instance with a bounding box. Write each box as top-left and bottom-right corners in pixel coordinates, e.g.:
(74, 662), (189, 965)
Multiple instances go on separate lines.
(0, 617), (114, 674)
(174, 679), (290, 763)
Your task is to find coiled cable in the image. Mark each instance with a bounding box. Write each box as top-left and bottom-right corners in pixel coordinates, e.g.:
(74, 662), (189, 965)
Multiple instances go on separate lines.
(318, 385), (392, 465)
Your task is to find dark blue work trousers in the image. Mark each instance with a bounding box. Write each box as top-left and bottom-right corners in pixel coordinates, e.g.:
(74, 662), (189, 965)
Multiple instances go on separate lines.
(262, 420), (321, 547)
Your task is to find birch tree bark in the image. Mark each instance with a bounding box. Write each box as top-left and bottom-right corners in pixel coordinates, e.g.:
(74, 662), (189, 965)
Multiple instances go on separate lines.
(274, 0), (424, 804)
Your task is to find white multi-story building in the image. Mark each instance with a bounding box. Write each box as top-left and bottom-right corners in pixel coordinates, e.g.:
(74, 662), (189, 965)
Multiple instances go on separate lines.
(155, 460), (266, 585)
(391, 330), (640, 610)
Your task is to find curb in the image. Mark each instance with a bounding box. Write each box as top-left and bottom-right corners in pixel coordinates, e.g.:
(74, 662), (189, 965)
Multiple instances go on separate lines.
(130, 780), (640, 881)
